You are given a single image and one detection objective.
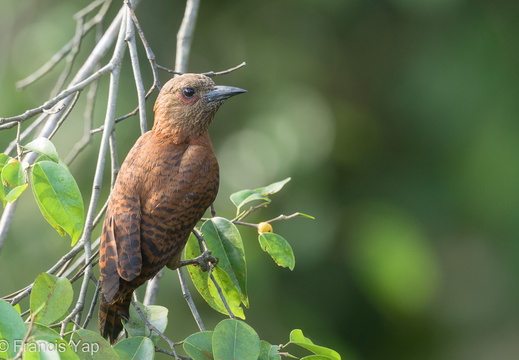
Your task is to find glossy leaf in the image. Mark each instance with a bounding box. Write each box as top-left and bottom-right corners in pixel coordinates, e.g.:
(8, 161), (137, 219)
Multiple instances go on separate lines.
(23, 138), (60, 163)
(185, 234), (245, 318)
(289, 330), (341, 360)
(212, 319), (260, 360)
(30, 273), (73, 325)
(114, 336), (155, 360)
(71, 329), (118, 360)
(230, 178), (291, 215)
(258, 233), (295, 270)
(124, 302), (168, 345)
(185, 234), (226, 315)
(0, 300), (26, 359)
(258, 341), (281, 360)
(201, 217), (248, 305)
(301, 356), (334, 360)
(254, 177), (291, 195)
(30, 160), (84, 245)
(183, 331), (213, 360)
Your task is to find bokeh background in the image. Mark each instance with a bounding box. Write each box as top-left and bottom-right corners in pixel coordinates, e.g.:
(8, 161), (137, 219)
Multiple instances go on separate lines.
(1, 0), (519, 359)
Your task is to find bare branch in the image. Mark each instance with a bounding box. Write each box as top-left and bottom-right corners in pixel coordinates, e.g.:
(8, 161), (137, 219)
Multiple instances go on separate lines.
(203, 62), (247, 77)
(125, 3), (148, 134)
(175, 0), (200, 73)
(177, 267), (206, 331)
(124, 0), (162, 88)
(0, 64), (112, 128)
(82, 279), (101, 329)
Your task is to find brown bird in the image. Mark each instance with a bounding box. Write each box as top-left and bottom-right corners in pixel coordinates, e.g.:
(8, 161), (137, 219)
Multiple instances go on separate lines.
(98, 73), (246, 344)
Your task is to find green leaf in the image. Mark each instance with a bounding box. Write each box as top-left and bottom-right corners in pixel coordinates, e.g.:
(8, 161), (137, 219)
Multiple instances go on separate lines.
(183, 331), (213, 360)
(212, 319), (260, 360)
(301, 356), (334, 360)
(208, 267), (245, 318)
(0, 154), (13, 206)
(296, 212), (316, 220)
(289, 330), (341, 360)
(30, 160), (85, 245)
(0, 300), (27, 359)
(185, 234), (245, 318)
(2, 159), (26, 191)
(114, 336), (155, 360)
(5, 183), (29, 203)
(258, 340), (281, 360)
(30, 274), (73, 325)
(230, 178), (291, 215)
(258, 233), (295, 270)
(254, 177), (291, 195)
(71, 329), (117, 360)
(185, 234), (225, 314)
(24, 323), (79, 360)
(23, 138), (60, 163)
(124, 303), (168, 345)
(201, 217), (248, 305)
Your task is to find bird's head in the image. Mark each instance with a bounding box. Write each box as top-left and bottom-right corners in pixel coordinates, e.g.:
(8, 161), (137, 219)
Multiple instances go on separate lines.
(153, 73), (246, 142)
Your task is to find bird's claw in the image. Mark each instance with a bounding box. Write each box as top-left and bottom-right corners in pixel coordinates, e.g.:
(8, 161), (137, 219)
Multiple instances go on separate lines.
(180, 250), (218, 272)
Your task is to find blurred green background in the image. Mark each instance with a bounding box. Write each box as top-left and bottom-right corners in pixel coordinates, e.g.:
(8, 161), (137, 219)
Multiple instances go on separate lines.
(1, 0), (519, 359)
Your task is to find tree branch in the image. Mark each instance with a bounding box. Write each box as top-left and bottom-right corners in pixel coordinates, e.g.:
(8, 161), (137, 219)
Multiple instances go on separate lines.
(175, 0), (200, 73)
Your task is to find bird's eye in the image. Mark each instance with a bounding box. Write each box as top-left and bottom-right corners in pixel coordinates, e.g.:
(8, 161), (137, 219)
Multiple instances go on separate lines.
(182, 87), (196, 98)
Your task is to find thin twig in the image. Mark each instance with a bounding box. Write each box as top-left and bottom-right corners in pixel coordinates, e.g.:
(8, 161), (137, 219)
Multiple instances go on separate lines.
(13, 312), (37, 360)
(177, 267), (205, 331)
(132, 301), (180, 359)
(0, 63), (112, 128)
(89, 83), (157, 135)
(82, 279), (101, 329)
(64, 64), (101, 164)
(155, 347), (190, 360)
(50, 15), (85, 96)
(47, 91), (81, 140)
(203, 62), (247, 77)
(156, 65), (182, 75)
(124, 0), (163, 88)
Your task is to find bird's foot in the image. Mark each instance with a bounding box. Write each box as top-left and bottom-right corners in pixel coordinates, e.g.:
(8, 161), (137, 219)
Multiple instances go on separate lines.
(180, 250), (218, 272)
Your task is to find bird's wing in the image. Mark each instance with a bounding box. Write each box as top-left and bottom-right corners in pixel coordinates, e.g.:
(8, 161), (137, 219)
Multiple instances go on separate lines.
(99, 143), (147, 302)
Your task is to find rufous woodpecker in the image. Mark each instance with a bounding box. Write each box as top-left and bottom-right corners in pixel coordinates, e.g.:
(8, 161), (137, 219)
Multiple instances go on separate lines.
(98, 73), (246, 344)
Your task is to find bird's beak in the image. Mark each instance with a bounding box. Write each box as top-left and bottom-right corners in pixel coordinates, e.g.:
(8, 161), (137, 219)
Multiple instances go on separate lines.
(204, 85), (247, 104)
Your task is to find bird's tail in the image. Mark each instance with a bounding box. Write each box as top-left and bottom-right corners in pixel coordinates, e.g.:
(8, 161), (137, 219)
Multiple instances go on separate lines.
(98, 292), (132, 344)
